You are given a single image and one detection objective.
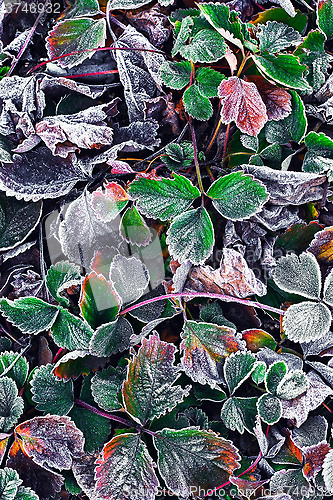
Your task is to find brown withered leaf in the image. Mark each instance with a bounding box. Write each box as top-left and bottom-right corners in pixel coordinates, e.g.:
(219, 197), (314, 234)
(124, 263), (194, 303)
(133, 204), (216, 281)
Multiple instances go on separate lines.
(185, 248), (266, 298)
(144, 94), (180, 136)
(218, 77), (268, 137)
(308, 226), (333, 264)
(245, 75), (292, 121)
(126, 5), (172, 47)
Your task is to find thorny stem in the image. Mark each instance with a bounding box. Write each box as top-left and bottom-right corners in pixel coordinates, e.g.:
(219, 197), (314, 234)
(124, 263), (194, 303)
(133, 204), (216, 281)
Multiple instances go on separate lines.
(189, 117), (205, 193)
(120, 292), (285, 317)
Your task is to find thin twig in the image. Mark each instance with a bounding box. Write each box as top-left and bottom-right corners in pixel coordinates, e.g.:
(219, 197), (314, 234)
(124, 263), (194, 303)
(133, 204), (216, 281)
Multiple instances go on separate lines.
(0, 340), (31, 379)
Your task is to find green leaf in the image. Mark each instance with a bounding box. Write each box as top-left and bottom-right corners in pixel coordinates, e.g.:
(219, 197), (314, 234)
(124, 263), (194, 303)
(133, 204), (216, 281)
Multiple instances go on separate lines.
(200, 302), (236, 330)
(283, 301), (332, 343)
(91, 366), (125, 412)
(0, 135), (13, 164)
(172, 16), (195, 57)
(295, 30), (332, 91)
(0, 468), (21, 500)
(0, 351), (28, 389)
(257, 21), (302, 53)
(50, 307), (94, 351)
(180, 320), (244, 387)
(317, 0), (333, 39)
(324, 269), (333, 307)
(223, 351), (256, 395)
(276, 370), (309, 400)
(69, 407), (111, 454)
(153, 427), (241, 498)
(46, 261), (81, 308)
(110, 255), (149, 305)
(252, 362), (266, 385)
(303, 131), (333, 174)
(0, 298), (58, 335)
(63, 0), (100, 18)
(180, 29), (227, 63)
(257, 393), (282, 424)
(15, 486), (40, 500)
(163, 141), (194, 171)
(46, 18), (107, 69)
(183, 84), (213, 121)
(0, 195), (42, 252)
(128, 173), (200, 221)
(166, 207), (214, 265)
(265, 90), (306, 144)
(122, 333), (190, 425)
(80, 273), (121, 330)
(252, 7), (307, 34)
(220, 397), (258, 434)
(252, 52), (312, 91)
(273, 252), (322, 300)
(206, 171), (268, 221)
(119, 206), (151, 247)
(265, 361), (287, 394)
(89, 317), (134, 357)
(31, 364), (74, 415)
(95, 433), (159, 500)
(0, 377), (24, 432)
(196, 67), (225, 98)
(53, 350), (106, 381)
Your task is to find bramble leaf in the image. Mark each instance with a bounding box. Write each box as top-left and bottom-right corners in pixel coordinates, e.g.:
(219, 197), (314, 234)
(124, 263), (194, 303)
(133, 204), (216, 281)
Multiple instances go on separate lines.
(89, 317), (134, 357)
(276, 370), (309, 400)
(220, 397), (258, 434)
(91, 182), (129, 223)
(159, 61), (192, 90)
(162, 142), (194, 171)
(153, 427), (241, 498)
(252, 362), (266, 385)
(14, 415), (84, 470)
(218, 77), (268, 137)
(257, 393), (282, 425)
(120, 206), (151, 247)
(257, 21), (302, 53)
(0, 467), (22, 500)
(46, 261), (81, 308)
(180, 320), (243, 387)
(303, 132), (333, 175)
(295, 30), (332, 92)
(317, 0), (333, 40)
(206, 171), (269, 221)
(166, 207), (214, 265)
(323, 449), (333, 494)
(15, 486), (40, 500)
(324, 270), (333, 307)
(179, 29), (227, 64)
(31, 364), (74, 415)
(0, 351), (28, 388)
(245, 75), (292, 121)
(265, 90), (307, 144)
(265, 361), (287, 394)
(109, 255), (149, 305)
(122, 333), (190, 425)
(50, 307), (94, 351)
(91, 366), (125, 412)
(53, 351), (106, 381)
(223, 351), (256, 395)
(95, 433), (159, 500)
(128, 173), (200, 221)
(283, 301), (332, 343)
(0, 378), (24, 433)
(183, 84), (213, 121)
(69, 407), (111, 454)
(196, 67), (225, 98)
(0, 298), (58, 335)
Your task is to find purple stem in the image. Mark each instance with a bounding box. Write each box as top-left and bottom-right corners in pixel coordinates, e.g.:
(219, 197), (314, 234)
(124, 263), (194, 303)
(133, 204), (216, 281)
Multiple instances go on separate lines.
(120, 292), (285, 317)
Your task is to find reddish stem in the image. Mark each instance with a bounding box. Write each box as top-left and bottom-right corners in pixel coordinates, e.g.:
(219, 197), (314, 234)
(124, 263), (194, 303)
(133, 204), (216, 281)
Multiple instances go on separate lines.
(64, 70), (118, 79)
(52, 348), (63, 364)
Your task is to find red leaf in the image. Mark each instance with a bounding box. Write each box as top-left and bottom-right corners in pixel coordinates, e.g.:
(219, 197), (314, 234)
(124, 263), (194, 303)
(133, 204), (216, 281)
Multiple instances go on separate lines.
(218, 77), (268, 137)
(245, 75), (292, 121)
(303, 442), (331, 479)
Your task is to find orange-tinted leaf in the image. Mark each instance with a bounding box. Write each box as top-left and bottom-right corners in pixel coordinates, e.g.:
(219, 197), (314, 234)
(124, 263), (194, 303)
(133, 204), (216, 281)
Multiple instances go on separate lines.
(229, 476), (269, 496)
(91, 182), (129, 222)
(303, 442), (330, 479)
(0, 433), (10, 465)
(218, 77), (268, 137)
(80, 273), (121, 330)
(53, 350), (107, 381)
(274, 431), (303, 465)
(14, 415), (84, 470)
(245, 75), (291, 121)
(308, 226), (333, 264)
(7, 441), (64, 500)
(276, 221), (323, 252)
(242, 329), (277, 352)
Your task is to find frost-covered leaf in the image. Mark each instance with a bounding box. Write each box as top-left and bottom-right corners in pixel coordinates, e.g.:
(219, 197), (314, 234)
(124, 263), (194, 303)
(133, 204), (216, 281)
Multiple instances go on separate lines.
(122, 333), (189, 425)
(0, 468), (21, 500)
(218, 77), (268, 137)
(0, 298), (58, 335)
(69, 407), (111, 454)
(317, 0), (333, 40)
(265, 90), (307, 145)
(128, 173), (200, 221)
(323, 449), (333, 493)
(252, 362), (266, 385)
(89, 317), (134, 357)
(270, 468), (310, 499)
(183, 84), (213, 121)
(324, 270), (333, 307)
(0, 147), (87, 202)
(31, 364), (74, 415)
(159, 61), (192, 90)
(303, 132), (333, 175)
(265, 361), (287, 395)
(180, 320), (243, 387)
(276, 370), (309, 400)
(252, 53), (311, 91)
(95, 433), (159, 500)
(153, 427), (241, 498)
(224, 351), (256, 395)
(0, 352), (28, 389)
(53, 351), (106, 381)
(273, 252), (321, 300)
(91, 182), (128, 223)
(80, 273), (121, 330)
(162, 141), (194, 171)
(46, 261), (81, 308)
(220, 397), (258, 434)
(292, 416), (328, 448)
(245, 75), (292, 121)
(295, 30), (332, 92)
(178, 28), (227, 64)
(15, 486), (40, 500)
(196, 67), (225, 98)
(109, 255), (149, 305)
(120, 206), (151, 247)
(46, 18), (106, 69)
(0, 195), (42, 252)
(283, 301), (331, 343)
(166, 207), (214, 265)
(91, 366), (125, 412)
(14, 415), (84, 470)
(63, 0), (100, 18)
(242, 329), (277, 352)
(50, 307), (94, 351)
(257, 393), (282, 425)
(257, 21), (302, 53)
(206, 171), (268, 221)
(0, 378), (24, 433)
